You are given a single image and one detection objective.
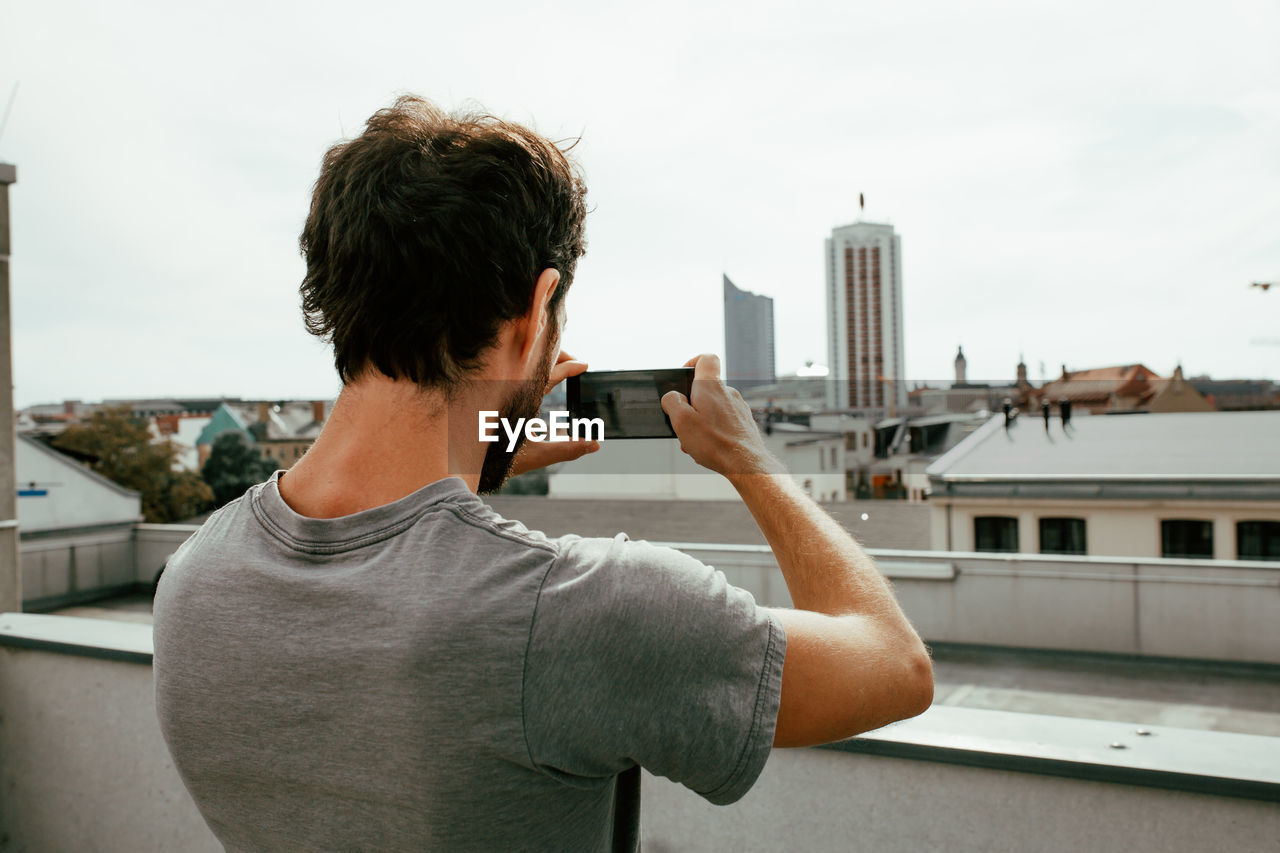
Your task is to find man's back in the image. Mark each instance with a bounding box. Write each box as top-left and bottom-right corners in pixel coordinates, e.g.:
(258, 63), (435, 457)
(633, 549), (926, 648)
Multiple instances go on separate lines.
(153, 472), (784, 852)
(154, 94), (932, 850)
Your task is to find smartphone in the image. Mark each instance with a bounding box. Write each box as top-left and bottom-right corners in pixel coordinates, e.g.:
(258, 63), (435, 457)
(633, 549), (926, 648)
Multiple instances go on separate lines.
(566, 368), (695, 439)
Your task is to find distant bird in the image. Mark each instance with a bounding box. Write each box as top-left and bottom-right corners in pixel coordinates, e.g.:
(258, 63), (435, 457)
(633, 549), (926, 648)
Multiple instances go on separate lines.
(859, 192), (865, 213)
(1251, 282), (1273, 291)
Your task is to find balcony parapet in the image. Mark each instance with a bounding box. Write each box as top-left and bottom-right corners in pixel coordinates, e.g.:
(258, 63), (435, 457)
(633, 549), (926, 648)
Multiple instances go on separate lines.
(2, 611), (1278, 852)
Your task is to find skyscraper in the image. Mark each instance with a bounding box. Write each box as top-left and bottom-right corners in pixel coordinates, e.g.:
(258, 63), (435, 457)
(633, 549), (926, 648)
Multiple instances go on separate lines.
(825, 221), (906, 412)
(723, 274), (775, 388)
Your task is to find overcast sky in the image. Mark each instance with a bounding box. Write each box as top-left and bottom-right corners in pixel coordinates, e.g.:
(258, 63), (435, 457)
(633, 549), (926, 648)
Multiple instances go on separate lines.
(2, 0), (1277, 408)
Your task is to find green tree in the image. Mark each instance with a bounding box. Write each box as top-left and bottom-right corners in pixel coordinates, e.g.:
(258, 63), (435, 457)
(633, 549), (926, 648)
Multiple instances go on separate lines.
(202, 431), (276, 507)
(51, 406), (215, 523)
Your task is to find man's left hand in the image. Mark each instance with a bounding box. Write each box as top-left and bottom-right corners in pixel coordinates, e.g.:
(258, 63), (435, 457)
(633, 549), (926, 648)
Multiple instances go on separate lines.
(509, 350), (600, 478)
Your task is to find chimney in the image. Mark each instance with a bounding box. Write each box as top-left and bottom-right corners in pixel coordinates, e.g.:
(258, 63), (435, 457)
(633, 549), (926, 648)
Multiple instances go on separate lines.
(312, 400), (326, 424)
(257, 401), (270, 424)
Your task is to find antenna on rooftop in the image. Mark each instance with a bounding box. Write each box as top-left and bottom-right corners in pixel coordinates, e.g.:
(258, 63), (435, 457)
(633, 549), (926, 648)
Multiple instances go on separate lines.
(0, 82), (18, 151)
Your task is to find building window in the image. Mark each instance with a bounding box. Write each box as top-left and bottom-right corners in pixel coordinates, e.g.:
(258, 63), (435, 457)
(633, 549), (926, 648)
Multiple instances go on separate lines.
(1039, 517), (1086, 555)
(974, 516), (1019, 553)
(1161, 520), (1213, 559)
(1237, 521), (1280, 561)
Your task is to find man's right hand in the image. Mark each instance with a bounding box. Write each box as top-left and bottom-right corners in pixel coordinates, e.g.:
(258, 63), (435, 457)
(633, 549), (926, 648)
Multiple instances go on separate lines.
(660, 354), (782, 479)
(663, 352), (933, 748)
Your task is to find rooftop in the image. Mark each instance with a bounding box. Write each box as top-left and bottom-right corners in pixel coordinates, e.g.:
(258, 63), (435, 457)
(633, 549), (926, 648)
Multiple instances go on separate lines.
(482, 495), (930, 550)
(928, 410), (1280, 485)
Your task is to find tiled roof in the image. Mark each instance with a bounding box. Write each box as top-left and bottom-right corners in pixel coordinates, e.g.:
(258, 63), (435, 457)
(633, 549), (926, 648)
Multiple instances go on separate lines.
(1038, 364), (1162, 404)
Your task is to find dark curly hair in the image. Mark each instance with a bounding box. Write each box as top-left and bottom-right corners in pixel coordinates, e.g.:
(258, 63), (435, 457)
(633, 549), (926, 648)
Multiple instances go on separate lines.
(299, 95), (588, 389)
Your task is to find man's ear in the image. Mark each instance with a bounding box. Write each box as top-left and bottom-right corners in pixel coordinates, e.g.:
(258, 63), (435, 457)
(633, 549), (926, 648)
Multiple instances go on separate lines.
(518, 268), (561, 369)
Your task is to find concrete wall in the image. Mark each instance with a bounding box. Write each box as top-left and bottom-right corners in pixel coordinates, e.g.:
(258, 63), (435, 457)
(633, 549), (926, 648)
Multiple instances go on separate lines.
(2, 616), (1273, 853)
(931, 497), (1280, 560)
(134, 523), (199, 586)
(675, 544), (1280, 664)
(21, 523), (196, 610)
(640, 748), (1280, 853)
(20, 525), (136, 610)
(0, 642), (220, 852)
(40, 521), (1280, 665)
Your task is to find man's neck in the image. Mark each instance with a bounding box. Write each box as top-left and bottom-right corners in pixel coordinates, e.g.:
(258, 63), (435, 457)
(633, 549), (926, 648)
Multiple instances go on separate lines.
(277, 375), (486, 519)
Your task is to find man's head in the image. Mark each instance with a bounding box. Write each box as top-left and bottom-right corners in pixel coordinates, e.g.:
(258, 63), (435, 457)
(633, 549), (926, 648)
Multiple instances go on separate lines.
(299, 95), (588, 392)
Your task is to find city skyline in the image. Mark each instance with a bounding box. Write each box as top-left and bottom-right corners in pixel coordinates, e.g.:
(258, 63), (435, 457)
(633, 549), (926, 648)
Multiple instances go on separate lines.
(1, 1), (1277, 409)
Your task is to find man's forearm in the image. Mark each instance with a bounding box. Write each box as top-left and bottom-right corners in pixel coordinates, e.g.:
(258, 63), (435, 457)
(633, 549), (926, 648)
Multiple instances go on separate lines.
(729, 459), (921, 637)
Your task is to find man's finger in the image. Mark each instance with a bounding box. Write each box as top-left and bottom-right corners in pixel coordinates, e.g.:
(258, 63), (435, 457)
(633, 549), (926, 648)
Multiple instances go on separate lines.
(546, 438), (600, 463)
(691, 353), (721, 383)
(509, 437), (600, 478)
(546, 358), (588, 393)
(661, 390), (695, 432)
(567, 439), (601, 459)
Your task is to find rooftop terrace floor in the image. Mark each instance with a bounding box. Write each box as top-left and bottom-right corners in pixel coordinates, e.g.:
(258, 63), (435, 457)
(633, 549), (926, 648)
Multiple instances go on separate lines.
(52, 591), (1280, 738)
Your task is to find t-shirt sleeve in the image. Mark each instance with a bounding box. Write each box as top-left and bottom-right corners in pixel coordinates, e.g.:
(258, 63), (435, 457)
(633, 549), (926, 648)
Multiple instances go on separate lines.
(522, 534), (786, 805)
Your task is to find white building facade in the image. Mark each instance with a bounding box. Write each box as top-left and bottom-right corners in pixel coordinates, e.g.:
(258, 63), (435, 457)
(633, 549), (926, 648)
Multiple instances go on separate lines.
(926, 412), (1280, 560)
(825, 221), (906, 413)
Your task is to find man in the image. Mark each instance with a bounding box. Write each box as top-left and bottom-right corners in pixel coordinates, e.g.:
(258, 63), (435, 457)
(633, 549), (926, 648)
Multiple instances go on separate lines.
(154, 95), (932, 852)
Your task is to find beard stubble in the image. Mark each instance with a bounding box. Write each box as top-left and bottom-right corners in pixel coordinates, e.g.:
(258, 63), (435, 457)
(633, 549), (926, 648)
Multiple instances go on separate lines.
(476, 337), (556, 494)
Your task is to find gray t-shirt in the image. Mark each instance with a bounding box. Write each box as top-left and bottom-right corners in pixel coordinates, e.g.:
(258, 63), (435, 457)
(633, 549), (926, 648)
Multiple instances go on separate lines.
(153, 472), (786, 852)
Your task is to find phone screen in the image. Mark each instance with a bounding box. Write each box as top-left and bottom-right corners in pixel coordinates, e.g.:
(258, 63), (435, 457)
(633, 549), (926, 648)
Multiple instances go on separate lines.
(566, 368), (695, 439)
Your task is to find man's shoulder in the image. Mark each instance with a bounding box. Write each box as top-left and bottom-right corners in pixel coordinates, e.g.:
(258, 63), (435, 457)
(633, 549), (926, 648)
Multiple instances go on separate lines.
(441, 497), (563, 557)
(466, 500), (712, 588)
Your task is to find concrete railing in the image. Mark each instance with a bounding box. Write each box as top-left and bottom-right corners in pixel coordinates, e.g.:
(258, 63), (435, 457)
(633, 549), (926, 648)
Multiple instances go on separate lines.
(133, 523), (200, 585)
(669, 544), (1280, 664)
(1, 613), (1276, 853)
(17, 523), (195, 610)
(19, 522), (1280, 664)
(19, 523), (137, 611)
